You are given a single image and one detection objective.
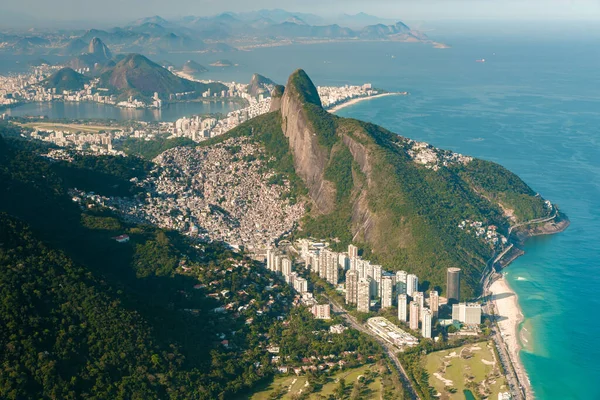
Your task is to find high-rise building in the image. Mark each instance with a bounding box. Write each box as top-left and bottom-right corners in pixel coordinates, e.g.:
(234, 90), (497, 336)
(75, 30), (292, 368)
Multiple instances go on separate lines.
(348, 244), (359, 259)
(396, 270), (407, 295)
(319, 251), (328, 279)
(429, 290), (439, 318)
(372, 265), (382, 297)
(422, 308), (433, 339)
(266, 246), (275, 271)
(406, 274), (419, 297)
(287, 271), (298, 285)
(294, 277), (308, 293)
(326, 254), (339, 285)
(398, 294), (408, 322)
(413, 291), (424, 321)
(357, 277), (372, 313)
(281, 257), (292, 277)
(311, 254), (320, 274)
(312, 304), (331, 319)
(447, 268), (461, 304)
(339, 254), (350, 270)
(381, 276), (394, 308)
(274, 254), (282, 274)
(452, 303), (482, 325)
(409, 301), (420, 330)
(345, 270), (359, 305)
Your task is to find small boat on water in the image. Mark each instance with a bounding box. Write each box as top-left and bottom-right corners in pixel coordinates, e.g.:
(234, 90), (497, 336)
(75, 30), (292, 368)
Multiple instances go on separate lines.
(476, 58), (486, 63)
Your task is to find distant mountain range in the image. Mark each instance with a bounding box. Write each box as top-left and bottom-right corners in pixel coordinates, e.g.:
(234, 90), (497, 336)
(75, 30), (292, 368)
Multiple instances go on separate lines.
(0, 9), (444, 56)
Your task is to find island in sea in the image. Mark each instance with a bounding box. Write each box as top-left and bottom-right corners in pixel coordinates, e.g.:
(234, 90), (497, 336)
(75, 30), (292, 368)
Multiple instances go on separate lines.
(0, 68), (567, 399)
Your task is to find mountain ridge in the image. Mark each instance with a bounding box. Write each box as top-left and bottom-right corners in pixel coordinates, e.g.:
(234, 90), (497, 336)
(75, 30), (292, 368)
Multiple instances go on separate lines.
(240, 69), (567, 297)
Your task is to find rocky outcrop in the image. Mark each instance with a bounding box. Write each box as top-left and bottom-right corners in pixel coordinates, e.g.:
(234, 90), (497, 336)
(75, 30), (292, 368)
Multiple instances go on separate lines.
(88, 37), (112, 60)
(269, 85), (285, 112)
(248, 73), (276, 97)
(280, 70), (336, 214)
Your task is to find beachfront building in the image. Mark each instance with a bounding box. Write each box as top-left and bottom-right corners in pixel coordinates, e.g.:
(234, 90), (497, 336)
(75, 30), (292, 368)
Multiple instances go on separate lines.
(398, 294), (408, 322)
(452, 302), (482, 325)
(447, 267), (461, 304)
(406, 274), (419, 297)
(357, 277), (372, 313)
(345, 269), (358, 305)
(429, 290), (439, 318)
(409, 301), (420, 330)
(422, 308), (433, 338)
(381, 275), (394, 308)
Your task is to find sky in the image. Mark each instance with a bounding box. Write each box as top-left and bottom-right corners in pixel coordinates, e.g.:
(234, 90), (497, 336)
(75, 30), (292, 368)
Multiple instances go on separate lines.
(3, 0), (600, 26)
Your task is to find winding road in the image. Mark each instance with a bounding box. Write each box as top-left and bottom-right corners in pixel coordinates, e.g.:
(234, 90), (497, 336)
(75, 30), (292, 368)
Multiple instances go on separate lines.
(325, 296), (420, 400)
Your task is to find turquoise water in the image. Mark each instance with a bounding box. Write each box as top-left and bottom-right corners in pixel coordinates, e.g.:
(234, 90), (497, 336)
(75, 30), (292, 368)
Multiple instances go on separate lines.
(2, 29), (598, 398)
(330, 37), (600, 399)
(464, 389), (476, 400)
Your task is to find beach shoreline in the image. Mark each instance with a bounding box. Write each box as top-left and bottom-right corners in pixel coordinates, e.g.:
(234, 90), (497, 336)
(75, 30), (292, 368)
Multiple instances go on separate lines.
(489, 275), (533, 399)
(328, 92), (407, 113)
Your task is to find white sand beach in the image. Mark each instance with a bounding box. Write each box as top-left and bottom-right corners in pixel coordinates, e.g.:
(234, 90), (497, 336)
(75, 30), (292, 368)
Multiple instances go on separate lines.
(490, 276), (533, 398)
(328, 92), (406, 113)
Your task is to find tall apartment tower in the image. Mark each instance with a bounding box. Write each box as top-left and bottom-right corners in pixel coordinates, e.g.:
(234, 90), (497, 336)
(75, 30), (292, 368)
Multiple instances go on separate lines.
(396, 270), (408, 295)
(428, 290), (439, 318)
(345, 270), (359, 305)
(326, 257), (338, 285)
(266, 246), (275, 271)
(422, 308), (433, 339)
(409, 301), (420, 330)
(447, 268), (461, 304)
(274, 254), (282, 274)
(398, 294), (408, 322)
(281, 257), (292, 277)
(357, 277), (372, 313)
(348, 244), (359, 259)
(406, 274), (419, 297)
(372, 265), (382, 297)
(429, 290), (439, 318)
(380, 276), (394, 308)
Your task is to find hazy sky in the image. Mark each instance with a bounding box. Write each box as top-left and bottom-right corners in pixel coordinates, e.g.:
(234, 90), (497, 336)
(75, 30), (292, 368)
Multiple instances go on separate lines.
(4, 0), (600, 25)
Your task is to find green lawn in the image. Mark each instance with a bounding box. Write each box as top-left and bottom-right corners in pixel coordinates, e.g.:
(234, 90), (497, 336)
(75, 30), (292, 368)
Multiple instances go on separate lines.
(249, 364), (382, 399)
(425, 341), (508, 399)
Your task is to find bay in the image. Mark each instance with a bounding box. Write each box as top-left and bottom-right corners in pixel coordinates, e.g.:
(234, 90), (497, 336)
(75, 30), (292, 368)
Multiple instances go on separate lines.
(4, 100), (240, 122)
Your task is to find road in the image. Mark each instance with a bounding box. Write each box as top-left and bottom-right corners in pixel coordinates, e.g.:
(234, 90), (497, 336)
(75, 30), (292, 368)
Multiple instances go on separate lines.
(507, 210), (558, 237)
(484, 297), (528, 400)
(326, 297), (421, 400)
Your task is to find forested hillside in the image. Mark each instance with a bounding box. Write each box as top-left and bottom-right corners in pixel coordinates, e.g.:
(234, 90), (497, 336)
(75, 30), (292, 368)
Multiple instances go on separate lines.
(0, 132), (295, 399)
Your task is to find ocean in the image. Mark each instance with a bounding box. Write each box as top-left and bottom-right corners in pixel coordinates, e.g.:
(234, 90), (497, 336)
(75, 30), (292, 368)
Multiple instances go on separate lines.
(2, 26), (599, 398)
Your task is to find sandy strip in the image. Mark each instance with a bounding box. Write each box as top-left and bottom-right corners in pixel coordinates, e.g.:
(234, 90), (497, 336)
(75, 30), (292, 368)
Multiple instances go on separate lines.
(328, 92), (406, 113)
(489, 276), (533, 397)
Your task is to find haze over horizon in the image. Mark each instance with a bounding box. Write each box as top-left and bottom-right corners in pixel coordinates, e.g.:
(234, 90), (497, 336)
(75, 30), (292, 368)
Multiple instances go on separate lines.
(2, 0), (600, 28)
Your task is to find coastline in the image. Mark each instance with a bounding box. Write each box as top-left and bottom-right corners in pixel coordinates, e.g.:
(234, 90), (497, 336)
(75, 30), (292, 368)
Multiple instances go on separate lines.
(489, 275), (533, 398)
(486, 216), (569, 399)
(328, 92), (406, 113)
